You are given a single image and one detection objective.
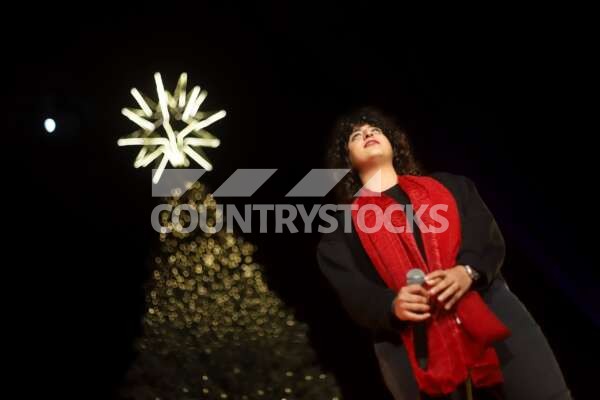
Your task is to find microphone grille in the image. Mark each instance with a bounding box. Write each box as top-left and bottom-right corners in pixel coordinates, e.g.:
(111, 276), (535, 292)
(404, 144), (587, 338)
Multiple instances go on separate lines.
(406, 268), (425, 285)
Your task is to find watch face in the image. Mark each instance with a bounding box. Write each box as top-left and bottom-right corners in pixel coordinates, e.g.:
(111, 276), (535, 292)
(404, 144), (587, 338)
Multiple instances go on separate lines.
(466, 265), (479, 280)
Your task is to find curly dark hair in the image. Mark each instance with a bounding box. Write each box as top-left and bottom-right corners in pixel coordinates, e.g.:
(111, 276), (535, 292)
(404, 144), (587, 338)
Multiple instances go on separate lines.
(326, 106), (422, 203)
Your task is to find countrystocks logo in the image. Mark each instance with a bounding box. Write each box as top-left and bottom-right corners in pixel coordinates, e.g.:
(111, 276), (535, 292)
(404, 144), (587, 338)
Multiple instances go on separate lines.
(150, 169), (449, 235)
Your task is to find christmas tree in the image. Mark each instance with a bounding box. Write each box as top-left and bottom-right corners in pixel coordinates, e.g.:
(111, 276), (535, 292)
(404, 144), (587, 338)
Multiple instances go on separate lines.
(119, 182), (341, 400)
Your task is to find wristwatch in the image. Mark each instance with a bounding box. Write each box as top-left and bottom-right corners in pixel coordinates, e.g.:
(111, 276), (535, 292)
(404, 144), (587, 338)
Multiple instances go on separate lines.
(462, 264), (480, 282)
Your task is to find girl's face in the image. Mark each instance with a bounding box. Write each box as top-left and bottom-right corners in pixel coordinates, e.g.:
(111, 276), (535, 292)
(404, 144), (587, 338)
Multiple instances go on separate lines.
(347, 123), (393, 171)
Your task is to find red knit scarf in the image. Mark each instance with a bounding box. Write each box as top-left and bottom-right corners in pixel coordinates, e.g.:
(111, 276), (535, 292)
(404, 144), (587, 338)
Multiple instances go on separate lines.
(351, 174), (510, 396)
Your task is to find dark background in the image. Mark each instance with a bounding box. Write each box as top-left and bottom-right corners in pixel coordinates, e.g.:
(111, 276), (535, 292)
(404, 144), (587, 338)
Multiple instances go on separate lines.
(14, 4), (598, 399)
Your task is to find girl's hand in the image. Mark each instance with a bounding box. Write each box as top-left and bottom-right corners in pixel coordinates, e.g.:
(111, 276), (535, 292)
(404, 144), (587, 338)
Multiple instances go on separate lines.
(425, 266), (473, 310)
(392, 284), (432, 321)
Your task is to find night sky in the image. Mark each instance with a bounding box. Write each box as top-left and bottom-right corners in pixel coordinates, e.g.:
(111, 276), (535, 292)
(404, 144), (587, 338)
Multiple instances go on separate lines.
(15, 4), (598, 399)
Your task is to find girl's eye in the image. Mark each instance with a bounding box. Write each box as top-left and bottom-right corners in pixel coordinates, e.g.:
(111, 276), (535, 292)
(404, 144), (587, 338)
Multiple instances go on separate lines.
(350, 133), (361, 141)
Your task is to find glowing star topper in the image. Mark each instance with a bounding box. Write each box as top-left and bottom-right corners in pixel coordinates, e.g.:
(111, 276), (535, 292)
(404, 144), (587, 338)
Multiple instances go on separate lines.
(117, 72), (226, 183)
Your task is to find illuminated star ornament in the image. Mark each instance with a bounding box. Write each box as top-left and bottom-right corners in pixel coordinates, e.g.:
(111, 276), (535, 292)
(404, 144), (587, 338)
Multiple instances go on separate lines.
(118, 72), (226, 183)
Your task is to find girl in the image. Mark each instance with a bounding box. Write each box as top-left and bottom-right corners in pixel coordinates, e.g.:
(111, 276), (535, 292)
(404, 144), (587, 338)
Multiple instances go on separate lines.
(316, 107), (571, 400)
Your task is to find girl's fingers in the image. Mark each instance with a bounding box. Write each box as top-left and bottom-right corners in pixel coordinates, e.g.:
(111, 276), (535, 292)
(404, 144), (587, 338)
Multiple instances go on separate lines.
(437, 282), (459, 302)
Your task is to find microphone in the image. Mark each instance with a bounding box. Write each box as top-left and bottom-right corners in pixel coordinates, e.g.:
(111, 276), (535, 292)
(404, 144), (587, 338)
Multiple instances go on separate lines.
(406, 268), (428, 370)
(406, 268), (426, 286)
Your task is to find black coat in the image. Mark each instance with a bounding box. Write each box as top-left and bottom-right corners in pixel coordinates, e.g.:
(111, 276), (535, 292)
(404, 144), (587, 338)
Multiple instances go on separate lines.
(316, 172), (571, 400)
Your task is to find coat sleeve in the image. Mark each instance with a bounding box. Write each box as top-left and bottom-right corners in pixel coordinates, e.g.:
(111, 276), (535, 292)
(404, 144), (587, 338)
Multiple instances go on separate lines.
(316, 224), (407, 335)
(439, 173), (506, 290)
